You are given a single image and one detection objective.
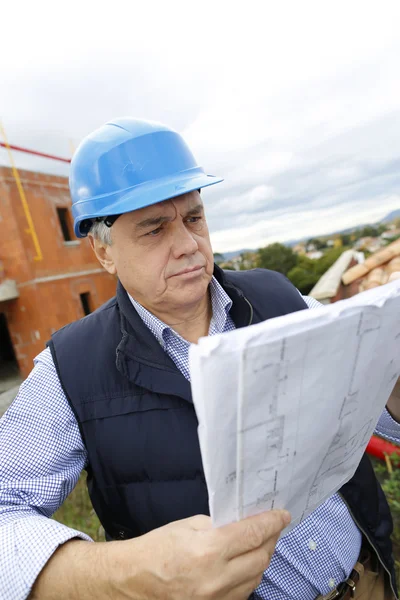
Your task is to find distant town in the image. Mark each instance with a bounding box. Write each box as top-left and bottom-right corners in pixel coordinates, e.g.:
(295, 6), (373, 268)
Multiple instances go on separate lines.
(214, 209), (400, 297)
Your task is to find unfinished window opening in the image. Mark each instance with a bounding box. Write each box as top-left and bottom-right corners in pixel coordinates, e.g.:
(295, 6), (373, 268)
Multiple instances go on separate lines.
(80, 292), (93, 316)
(0, 313), (21, 394)
(57, 207), (73, 242)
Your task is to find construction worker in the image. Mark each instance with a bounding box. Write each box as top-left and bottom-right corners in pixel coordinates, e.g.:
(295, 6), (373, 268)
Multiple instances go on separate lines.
(0, 118), (399, 600)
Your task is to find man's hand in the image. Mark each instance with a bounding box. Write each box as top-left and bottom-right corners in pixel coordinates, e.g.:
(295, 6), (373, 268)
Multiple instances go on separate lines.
(31, 510), (290, 600)
(387, 271), (400, 423)
(109, 510), (290, 600)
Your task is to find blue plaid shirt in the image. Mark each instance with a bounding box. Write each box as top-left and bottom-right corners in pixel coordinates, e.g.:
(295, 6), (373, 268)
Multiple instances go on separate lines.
(1, 276), (399, 600)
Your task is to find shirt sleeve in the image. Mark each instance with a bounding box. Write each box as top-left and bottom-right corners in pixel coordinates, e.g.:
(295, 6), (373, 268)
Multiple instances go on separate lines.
(0, 348), (91, 600)
(302, 295), (324, 309)
(374, 408), (400, 444)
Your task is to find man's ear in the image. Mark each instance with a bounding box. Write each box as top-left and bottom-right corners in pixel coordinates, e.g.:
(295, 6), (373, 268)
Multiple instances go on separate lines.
(88, 235), (117, 275)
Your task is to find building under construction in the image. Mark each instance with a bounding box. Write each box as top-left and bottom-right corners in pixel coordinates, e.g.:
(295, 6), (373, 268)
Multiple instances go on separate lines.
(0, 144), (117, 407)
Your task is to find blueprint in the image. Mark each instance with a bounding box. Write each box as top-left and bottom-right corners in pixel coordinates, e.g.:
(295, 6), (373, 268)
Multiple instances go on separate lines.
(189, 279), (400, 533)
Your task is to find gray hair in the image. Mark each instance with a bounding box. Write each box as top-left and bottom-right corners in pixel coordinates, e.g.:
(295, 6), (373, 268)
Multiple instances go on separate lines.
(88, 220), (113, 245)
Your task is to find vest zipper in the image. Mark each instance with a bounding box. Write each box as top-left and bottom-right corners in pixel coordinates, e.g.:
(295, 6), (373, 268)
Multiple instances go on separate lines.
(244, 296), (253, 325)
(338, 492), (398, 599)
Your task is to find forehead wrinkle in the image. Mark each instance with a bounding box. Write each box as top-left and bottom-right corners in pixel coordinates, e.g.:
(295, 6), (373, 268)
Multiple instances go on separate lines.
(135, 215), (171, 229)
(184, 203), (204, 216)
(170, 199), (204, 218)
(131, 195), (203, 230)
(134, 200), (177, 229)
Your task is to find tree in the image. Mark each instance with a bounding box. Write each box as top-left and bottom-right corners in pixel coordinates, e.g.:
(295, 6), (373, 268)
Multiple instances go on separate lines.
(307, 237), (326, 250)
(340, 233), (351, 246)
(256, 243), (298, 275)
(360, 225), (379, 238)
(287, 266), (319, 295)
(377, 223), (388, 235)
(287, 247), (349, 294)
(213, 252), (225, 265)
(239, 252), (257, 270)
(296, 254), (317, 271)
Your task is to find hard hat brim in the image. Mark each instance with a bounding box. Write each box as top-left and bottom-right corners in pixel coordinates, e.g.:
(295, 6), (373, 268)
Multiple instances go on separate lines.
(73, 169), (223, 238)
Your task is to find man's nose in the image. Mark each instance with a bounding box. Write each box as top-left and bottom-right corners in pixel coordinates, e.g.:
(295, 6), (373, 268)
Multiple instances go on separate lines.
(171, 222), (199, 258)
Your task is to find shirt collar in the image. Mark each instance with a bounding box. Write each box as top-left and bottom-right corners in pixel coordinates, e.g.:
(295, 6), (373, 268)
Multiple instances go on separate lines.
(128, 276), (233, 347)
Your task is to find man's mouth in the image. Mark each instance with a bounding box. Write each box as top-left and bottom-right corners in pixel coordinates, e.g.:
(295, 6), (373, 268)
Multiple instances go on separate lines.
(171, 265), (204, 277)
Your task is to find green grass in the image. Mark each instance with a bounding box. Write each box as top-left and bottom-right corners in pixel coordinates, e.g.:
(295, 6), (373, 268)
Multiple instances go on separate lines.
(52, 474), (105, 542)
(372, 454), (400, 588)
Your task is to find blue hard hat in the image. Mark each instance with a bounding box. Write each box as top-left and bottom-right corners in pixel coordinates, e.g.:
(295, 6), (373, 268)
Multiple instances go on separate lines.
(70, 117), (223, 238)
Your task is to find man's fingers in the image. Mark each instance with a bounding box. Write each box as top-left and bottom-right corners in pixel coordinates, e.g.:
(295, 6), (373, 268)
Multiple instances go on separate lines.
(227, 534), (280, 587)
(218, 510), (290, 560)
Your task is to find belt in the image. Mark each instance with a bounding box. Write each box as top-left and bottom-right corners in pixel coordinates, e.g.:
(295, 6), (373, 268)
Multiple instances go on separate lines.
(319, 548), (373, 599)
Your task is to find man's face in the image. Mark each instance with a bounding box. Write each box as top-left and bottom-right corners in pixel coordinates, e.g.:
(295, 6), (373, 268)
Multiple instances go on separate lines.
(93, 191), (214, 314)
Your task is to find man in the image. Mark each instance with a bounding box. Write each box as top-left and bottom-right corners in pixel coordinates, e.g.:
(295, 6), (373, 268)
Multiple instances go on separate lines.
(0, 118), (399, 600)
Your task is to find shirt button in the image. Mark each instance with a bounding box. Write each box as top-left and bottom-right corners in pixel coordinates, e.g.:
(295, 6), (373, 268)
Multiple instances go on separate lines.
(308, 540), (317, 551)
(328, 578), (336, 589)
(118, 530), (126, 539)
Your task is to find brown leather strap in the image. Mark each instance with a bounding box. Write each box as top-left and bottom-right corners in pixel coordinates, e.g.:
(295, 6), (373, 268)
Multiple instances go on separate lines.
(317, 549), (373, 599)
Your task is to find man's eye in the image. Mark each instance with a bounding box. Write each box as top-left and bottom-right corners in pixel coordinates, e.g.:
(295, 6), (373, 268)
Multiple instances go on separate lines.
(146, 226), (163, 236)
(186, 217), (202, 224)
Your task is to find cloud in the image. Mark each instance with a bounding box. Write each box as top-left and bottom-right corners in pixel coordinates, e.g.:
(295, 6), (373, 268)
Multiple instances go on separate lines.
(1, 0), (400, 252)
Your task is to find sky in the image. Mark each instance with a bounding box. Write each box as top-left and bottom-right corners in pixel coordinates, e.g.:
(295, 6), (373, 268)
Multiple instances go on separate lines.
(1, 0), (400, 253)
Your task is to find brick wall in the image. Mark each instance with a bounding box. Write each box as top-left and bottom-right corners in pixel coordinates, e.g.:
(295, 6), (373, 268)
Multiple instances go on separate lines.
(0, 166), (117, 378)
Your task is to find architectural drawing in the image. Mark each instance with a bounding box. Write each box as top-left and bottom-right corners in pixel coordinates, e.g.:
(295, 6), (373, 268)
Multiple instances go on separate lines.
(189, 279), (400, 531)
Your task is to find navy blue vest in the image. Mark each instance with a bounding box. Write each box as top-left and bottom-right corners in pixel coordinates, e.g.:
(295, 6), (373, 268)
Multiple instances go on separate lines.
(48, 266), (397, 594)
